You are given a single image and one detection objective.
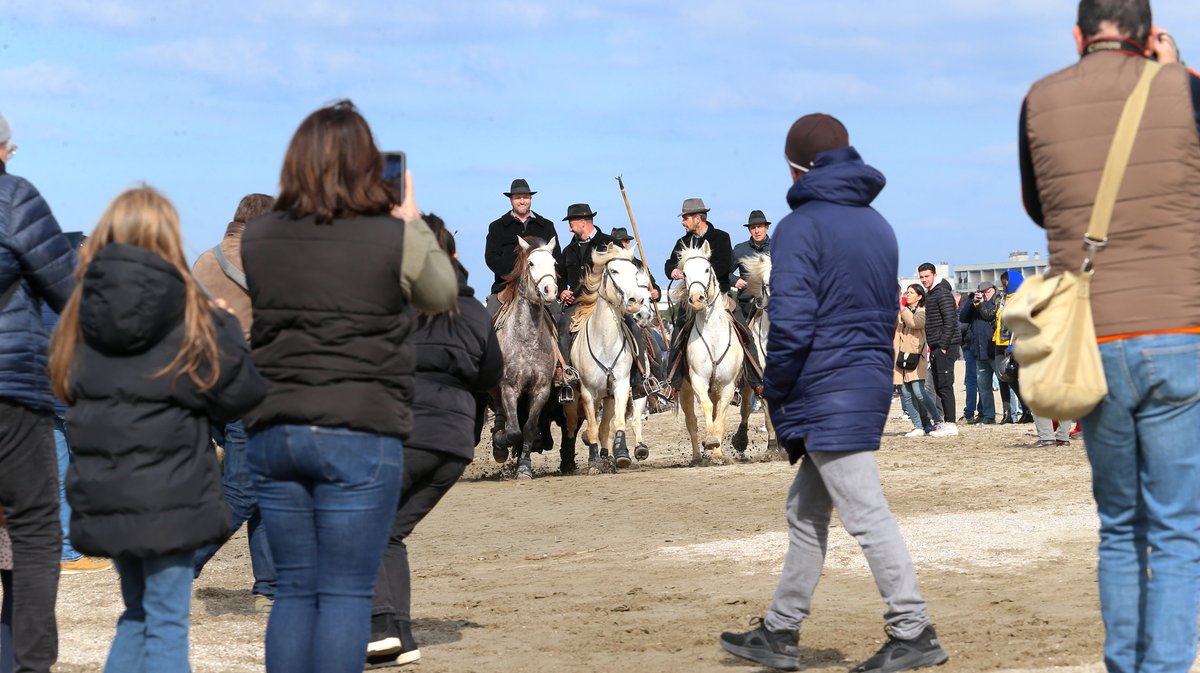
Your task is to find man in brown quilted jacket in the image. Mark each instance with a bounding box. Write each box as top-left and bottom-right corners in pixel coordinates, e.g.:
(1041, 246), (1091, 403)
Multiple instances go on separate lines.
(1020, 2), (1200, 671)
(191, 193), (278, 613)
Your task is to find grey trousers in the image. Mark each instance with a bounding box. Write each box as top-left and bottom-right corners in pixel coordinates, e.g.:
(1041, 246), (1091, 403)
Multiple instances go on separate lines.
(764, 450), (930, 640)
(1033, 414), (1070, 441)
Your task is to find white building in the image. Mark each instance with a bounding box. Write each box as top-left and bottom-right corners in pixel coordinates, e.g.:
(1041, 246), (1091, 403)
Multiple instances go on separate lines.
(952, 251), (1048, 294)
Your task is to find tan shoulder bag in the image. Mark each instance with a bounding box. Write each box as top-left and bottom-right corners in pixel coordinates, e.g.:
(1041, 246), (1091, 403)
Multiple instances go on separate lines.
(1004, 60), (1161, 419)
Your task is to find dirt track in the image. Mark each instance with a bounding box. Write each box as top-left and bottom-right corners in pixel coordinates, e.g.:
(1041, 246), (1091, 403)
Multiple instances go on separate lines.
(48, 373), (1200, 673)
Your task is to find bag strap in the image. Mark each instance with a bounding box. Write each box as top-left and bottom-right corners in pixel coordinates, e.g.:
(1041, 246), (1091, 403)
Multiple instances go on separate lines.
(210, 245), (248, 291)
(1083, 60), (1161, 270)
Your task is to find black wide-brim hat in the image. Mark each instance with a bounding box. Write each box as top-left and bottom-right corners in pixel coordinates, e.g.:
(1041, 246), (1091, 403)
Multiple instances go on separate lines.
(744, 210), (771, 227)
(562, 203), (598, 221)
(504, 178), (536, 197)
(610, 227), (634, 242)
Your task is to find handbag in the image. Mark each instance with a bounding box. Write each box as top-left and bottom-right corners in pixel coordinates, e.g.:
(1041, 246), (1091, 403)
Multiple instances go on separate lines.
(896, 352), (920, 371)
(1004, 61), (1160, 419)
(997, 351), (1019, 384)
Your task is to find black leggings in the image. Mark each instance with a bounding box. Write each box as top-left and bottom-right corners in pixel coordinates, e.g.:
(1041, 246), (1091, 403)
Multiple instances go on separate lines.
(371, 448), (469, 624)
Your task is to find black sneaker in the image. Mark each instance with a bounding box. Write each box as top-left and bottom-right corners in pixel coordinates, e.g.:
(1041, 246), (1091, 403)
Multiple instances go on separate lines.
(718, 619), (799, 671)
(367, 613), (401, 658)
(850, 626), (948, 673)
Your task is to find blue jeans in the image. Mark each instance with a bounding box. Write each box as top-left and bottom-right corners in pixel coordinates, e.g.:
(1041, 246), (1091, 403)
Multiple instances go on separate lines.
(193, 420), (276, 598)
(1082, 332), (1200, 673)
(105, 552), (195, 673)
(904, 379), (942, 426)
(54, 415), (81, 562)
(897, 384), (921, 429)
(974, 357), (997, 422)
(962, 349), (978, 417)
(249, 424), (403, 673)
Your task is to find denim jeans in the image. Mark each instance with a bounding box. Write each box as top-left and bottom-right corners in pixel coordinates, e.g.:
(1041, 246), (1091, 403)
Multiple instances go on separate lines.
(896, 384), (921, 429)
(105, 552), (194, 673)
(249, 424), (403, 673)
(974, 358), (998, 422)
(1082, 332), (1200, 673)
(904, 380), (942, 426)
(962, 348), (977, 417)
(53, 416), (80, 562)
(193, 420), (276, 598)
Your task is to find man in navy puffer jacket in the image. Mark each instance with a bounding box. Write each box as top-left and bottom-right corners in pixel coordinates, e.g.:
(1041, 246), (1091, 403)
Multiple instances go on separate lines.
(719, 114), (947, 673)
(0, 113), (78, 673)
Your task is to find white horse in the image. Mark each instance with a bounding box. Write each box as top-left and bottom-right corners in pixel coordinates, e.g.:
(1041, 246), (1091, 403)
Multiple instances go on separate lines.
(624, 263), (658, 460)
(491, 236), (559, 480)
(564, 245), (644, 473)
(731, 253), (779, 458)
(673, 242), (744, 464)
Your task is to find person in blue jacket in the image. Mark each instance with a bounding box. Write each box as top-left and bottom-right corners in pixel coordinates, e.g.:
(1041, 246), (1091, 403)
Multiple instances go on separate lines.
(719, 114), (948, 673)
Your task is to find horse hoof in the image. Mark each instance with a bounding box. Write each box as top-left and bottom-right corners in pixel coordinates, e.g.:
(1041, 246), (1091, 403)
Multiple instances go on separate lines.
(517, 464), (533, 480)
(587, 461), (603, 476)
(634, 443), (650, 461)
(492, 446), (509, 463)
(703, 438), (720, 451)
(614, 454), (632, 469)
(735, 450), (752, 463)
(731, 430), (749, 453)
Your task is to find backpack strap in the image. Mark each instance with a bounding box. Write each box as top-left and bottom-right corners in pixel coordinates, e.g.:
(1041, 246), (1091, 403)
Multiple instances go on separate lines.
(211, 245), (248, 291)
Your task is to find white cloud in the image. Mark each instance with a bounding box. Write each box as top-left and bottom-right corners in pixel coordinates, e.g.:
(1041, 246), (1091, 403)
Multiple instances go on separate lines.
(0, 61), (83, 95)
(129, 38), (278, 83)
(5, 0), (145, 28)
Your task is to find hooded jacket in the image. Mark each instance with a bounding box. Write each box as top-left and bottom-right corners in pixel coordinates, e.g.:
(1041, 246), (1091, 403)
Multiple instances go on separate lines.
(409, 269), (503, 461)
(763, 146), (898, 461)
(0, 163), (78, 411)
(65, 244), (267, 558)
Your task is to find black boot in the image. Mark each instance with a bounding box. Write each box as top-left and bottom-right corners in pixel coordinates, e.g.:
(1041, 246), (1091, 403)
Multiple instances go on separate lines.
(613, 430), (631, 468)
(1018, 409), (1034, 424)
(1000, 411), (1013, 425)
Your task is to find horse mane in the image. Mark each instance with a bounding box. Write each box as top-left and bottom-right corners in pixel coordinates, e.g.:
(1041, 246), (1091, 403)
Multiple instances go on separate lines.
(742, 253), (772, 299)
(569, 243), (635, 332)
(669, 244), (717, 305)
(497, 236), (548, 304)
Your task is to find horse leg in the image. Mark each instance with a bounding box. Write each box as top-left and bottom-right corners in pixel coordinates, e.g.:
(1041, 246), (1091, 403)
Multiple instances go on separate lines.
(694, 375), (720, 453)
(731, 381), (752, 460)
(630, 395), (649, 460)
(680, 383), (702, 464)
(610, 381), (632, 469)
(517, 389), (551, 480)
(494, 386), (521, 463)
(560, 399), (580, 475)
(763, 401), (782, 458)
(708, 382), (738, 463)
(598, 398), (613, 460)
(580, 390), (603, 475)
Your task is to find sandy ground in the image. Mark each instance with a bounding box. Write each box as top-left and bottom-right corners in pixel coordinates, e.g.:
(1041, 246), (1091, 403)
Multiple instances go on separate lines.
(43, 367), (1200, 672)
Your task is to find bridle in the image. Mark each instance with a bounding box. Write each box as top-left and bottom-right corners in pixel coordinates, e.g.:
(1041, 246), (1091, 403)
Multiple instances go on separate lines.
(683, 258), (718, 308)
(524, 248), (557, 302)
(585, 257), (639, 394)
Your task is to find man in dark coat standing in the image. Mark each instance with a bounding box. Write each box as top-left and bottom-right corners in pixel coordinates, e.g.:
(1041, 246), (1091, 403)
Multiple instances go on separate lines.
(918, 261), (962, 437)
(0, 112), (79, 673)
(483, 179), (563, 315)
(719, 113), (947, 673)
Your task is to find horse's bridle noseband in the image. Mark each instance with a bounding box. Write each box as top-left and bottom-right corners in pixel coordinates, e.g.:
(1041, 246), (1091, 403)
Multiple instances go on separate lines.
(525, 248), (557, 301)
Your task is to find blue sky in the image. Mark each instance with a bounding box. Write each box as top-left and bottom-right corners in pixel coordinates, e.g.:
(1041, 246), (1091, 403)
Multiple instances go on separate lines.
(4, 1), (1200, 287)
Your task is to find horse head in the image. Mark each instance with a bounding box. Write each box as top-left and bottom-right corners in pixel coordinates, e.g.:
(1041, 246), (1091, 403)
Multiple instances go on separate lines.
(742, 253), (772, 311)
(633, 264), (655, 328)
(675, 241), (718, 312)
(591, 245), (643, 316)
(516, 236), (559, 305)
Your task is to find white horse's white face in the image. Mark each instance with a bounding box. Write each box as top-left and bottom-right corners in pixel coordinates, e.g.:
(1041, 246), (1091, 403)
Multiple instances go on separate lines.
(518, 236), (559, 304)
(682, 255), (716, 311)
(601, 258), (644, 316)
(633, 266), (654, 327)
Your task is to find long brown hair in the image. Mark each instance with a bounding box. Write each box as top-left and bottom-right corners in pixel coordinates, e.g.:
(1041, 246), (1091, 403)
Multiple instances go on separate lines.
(275, 100), (396, 224)
(50, 186), (221, 402)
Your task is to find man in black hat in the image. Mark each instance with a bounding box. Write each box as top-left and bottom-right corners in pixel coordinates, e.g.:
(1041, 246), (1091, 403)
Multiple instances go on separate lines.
(731, 209), (772, 325)
(661, 198), (759, 396)
(483, 178), (563, 315)
(557, 203), (614, 375)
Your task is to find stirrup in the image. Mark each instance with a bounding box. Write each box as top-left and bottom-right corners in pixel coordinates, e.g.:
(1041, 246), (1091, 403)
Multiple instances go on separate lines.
(561, 366), (581, 386)
(643, 376), (663, 396)
(558, 385), (575, 404)
(731, 390), (742, 407)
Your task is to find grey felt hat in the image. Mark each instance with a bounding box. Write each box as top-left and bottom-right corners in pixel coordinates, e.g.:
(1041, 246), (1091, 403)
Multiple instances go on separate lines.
(678, 198), (710, 217)
(0, 114), (10, 145)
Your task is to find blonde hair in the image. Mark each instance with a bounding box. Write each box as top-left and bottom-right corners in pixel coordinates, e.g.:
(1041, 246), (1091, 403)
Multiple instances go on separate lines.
(50, 186), (220, 402)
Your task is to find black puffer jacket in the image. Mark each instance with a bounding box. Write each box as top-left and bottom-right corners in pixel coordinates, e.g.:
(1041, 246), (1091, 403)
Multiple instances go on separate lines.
(922, 278), (961, 351)
(66, 244), (266, 558)
(410, 271), (503, 461)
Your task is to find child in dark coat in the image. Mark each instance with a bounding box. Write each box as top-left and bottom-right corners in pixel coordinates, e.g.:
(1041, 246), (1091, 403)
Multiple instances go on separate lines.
(49, 186), (266, 673)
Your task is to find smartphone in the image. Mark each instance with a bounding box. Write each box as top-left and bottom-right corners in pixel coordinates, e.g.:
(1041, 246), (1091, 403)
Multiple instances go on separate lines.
(382, 151), (406, 205)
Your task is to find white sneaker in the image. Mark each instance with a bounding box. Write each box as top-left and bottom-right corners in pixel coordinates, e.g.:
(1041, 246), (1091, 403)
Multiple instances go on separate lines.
(929, 422), (959, 437)
(904, 427), (927, 437)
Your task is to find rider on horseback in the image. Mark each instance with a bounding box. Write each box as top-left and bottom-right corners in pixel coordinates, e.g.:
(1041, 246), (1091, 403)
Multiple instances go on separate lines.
(662, 198), (763, 398)
(556, 205), (646, 400)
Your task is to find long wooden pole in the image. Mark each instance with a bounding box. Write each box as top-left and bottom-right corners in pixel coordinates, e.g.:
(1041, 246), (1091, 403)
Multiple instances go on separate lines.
(615, 175), (669, 343)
